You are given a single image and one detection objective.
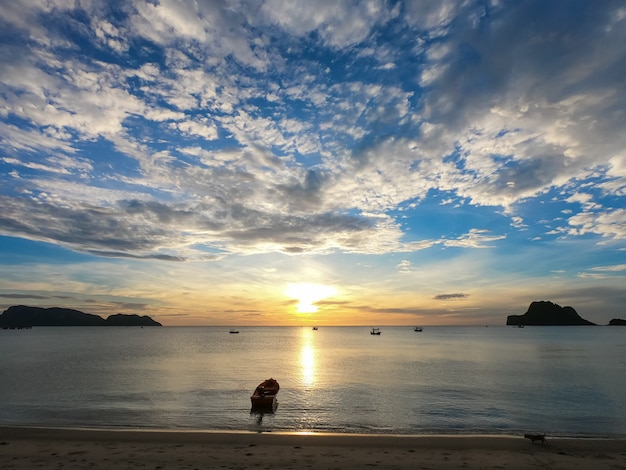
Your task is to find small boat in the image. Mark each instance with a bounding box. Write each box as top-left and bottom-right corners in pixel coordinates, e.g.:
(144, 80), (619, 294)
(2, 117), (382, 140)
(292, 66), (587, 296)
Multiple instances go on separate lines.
(370, 328), (381, 335)
(414, 326), (423, 332)
(229, 329), (239, 334)
(251, 378), (280, 412)
(312, 326), (318, 330)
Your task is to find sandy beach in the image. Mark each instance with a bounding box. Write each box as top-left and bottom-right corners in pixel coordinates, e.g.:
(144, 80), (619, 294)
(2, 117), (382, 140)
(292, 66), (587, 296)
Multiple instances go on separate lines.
(1, 427), (625, 470)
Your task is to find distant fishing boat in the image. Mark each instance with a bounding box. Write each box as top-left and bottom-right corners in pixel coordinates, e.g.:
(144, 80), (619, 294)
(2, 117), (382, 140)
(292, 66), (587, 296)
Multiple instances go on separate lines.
(229, 329), (239, 334)
(312, 326), (318, 330)
(250, 378), (279, 412)
(414, 326), (423, 332)
(370, 328), (381, 335)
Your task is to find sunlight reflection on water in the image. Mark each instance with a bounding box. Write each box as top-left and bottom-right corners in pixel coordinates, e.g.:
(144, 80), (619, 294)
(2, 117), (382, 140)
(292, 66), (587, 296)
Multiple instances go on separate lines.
(300, 342), (315, 387)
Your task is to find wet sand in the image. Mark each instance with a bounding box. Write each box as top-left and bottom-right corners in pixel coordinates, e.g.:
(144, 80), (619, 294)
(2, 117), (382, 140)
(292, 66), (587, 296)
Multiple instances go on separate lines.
(1, 427), (625, 469)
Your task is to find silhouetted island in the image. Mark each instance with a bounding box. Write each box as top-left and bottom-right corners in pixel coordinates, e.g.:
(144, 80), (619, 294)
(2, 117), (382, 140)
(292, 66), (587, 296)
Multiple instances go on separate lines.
(0, 305), (161, 327)
(608, 318), (626, 326)
(506, 301), (596, 326)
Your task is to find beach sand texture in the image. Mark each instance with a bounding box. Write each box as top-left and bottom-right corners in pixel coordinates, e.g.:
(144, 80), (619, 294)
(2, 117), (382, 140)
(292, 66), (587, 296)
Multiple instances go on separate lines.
(1, 427), (625, 469)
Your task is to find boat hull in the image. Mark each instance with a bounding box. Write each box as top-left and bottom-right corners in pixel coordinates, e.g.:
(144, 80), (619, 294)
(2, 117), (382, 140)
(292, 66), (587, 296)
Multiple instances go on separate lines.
(250, 378), (280, 412)
(250, 395), (278, 412)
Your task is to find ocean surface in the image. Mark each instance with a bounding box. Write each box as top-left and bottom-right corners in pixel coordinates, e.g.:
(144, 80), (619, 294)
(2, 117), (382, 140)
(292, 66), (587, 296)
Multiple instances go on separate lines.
(1, 326), (625, 437)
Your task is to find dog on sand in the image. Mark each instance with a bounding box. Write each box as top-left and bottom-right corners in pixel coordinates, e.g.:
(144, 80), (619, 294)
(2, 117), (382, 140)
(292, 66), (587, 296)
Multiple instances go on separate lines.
(524, 433), (547, 444)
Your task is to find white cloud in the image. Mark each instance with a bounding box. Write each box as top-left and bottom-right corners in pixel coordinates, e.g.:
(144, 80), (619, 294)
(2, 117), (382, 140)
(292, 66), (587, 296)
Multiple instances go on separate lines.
(92, 18), (128, 52)
(171, 120), (219, 140)
(258, 0), (393, 47)
(0, 123), (76, 154)
(568, 209), (626, 241)
(403, 0), (458, 30)
(510, 216), (526, 229)
(397, 260), (412, 273)
(566, 192), (602, 211)
(591, 264), (626, 272)
(443, 229), (506, 249)
(130, 0), (270, 70)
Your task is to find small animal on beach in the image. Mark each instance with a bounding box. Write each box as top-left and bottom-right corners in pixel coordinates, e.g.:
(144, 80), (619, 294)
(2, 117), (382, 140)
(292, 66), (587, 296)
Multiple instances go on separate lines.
(524, 433), (547, 444)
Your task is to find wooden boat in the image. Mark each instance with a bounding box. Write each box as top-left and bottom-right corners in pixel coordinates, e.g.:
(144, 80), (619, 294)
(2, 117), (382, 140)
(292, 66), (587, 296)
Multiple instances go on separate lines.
(414, 326), (423, 332)
(229, 329), (239, 334)
(250, 378), (279, 411)
(312, 326), (318, 330)
(370, 328), (381, 335)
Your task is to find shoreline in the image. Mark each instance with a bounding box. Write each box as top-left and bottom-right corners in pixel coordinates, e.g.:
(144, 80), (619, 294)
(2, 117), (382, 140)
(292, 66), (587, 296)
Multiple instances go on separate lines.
(3, 424), (626, 439)
(2, 426), (625, 469)
(2, 423), (625, 439)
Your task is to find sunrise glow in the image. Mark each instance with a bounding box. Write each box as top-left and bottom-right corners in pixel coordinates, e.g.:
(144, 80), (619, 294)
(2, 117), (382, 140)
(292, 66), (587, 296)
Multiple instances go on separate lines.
(285, 283), (338, 314)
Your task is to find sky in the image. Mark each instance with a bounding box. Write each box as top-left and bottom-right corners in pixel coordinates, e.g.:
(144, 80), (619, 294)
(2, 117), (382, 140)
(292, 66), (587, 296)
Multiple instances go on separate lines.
(1, 0), (626, 327)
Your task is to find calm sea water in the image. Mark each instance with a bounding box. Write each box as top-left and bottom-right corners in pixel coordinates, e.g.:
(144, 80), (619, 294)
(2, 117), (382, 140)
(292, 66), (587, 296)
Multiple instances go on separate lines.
(1, 326), (625, 437)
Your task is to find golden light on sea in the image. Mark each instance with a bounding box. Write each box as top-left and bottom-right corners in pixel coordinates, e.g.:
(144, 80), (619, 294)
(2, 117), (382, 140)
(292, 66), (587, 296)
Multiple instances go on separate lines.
(300, 342), (315, 386)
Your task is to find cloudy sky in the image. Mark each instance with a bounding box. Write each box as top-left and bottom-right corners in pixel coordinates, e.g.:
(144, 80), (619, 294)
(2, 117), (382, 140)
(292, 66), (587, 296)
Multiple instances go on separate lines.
(1, 0), (625, 326)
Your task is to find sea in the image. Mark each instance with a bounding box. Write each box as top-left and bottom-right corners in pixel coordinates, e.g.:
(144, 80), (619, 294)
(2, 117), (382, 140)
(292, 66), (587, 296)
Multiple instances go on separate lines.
(1, 325), (625, 437)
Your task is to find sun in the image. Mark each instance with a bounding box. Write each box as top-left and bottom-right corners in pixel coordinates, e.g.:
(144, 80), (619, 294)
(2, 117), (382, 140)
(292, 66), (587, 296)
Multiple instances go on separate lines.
(285, 283), (337, 313)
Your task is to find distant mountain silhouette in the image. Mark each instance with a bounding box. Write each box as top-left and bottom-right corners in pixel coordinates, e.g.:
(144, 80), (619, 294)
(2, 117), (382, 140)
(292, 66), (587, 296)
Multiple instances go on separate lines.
(506, 301), (595, 326)
(608, 318), (626, 326)
(0, 305), (161, 327)
(105, 313), (161, 326)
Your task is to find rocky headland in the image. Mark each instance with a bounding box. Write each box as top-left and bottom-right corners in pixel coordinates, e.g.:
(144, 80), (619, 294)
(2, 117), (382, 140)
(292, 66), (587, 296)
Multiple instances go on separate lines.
(506, 301), (596, 326)
(0, 305), (161, 327)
